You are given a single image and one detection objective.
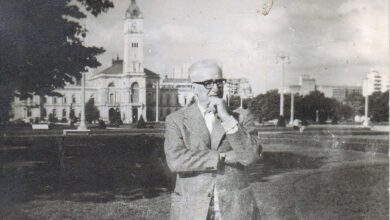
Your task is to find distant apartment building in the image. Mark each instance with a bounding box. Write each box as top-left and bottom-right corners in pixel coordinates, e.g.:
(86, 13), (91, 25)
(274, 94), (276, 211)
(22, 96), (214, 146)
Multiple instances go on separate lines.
(362, 70), (389, 96)
(225, 78), (253, 98)
(316, 85), (362, 102)
(285, 74), (362, 102)
(285, 75), (316, 96)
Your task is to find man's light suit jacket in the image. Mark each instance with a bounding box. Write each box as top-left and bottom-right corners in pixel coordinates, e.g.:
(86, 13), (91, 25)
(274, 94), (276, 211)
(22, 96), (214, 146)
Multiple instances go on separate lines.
(164, 103), (262, 220)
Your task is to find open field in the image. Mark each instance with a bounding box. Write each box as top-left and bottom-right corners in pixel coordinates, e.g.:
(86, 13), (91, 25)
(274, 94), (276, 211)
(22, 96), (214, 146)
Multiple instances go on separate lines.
(0, 126), (388, 219)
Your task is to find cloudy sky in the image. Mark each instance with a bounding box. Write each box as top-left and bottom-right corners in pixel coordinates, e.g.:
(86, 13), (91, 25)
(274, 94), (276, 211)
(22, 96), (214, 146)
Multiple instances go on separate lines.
(84, 0), (389, 94)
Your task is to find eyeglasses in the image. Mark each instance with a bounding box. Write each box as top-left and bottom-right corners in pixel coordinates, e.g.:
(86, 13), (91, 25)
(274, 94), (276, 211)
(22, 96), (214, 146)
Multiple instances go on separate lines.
(193, 79), (226, 89)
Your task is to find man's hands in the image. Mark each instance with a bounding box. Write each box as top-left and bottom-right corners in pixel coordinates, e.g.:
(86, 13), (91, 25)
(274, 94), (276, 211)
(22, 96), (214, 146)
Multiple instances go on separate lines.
(207, 97), (230, 121)
(224, 151), (239, 164)
(219, 151), (240, 165)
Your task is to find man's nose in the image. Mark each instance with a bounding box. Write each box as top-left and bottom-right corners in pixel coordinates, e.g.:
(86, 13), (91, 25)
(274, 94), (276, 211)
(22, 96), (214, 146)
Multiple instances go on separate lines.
(210, 82), (219, 92)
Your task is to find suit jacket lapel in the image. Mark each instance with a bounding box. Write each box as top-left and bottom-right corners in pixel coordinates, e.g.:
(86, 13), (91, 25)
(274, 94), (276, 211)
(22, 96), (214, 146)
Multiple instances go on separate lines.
(183, 104), (211, 148)
(211, 118), (225, 150)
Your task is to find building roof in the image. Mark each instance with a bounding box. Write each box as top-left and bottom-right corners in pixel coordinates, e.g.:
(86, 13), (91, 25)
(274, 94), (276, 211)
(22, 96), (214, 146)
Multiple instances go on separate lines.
(96, 59), (159, 78)
(163, 78), (191, 83)
(126, 0), (143, 19)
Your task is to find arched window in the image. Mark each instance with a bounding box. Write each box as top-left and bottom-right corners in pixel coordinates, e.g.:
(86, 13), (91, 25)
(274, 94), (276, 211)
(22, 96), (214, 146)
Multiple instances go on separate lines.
(131, 82), (139, 103)
(108, 82), (115, 87)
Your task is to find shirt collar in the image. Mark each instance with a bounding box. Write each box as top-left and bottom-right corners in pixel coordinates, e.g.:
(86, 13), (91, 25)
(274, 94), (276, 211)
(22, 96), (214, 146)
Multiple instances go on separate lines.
(196, 101), (207, 118)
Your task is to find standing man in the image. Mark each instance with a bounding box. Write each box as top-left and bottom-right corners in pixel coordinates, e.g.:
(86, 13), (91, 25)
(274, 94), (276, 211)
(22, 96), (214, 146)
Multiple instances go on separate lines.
(164, 60), (262, 220)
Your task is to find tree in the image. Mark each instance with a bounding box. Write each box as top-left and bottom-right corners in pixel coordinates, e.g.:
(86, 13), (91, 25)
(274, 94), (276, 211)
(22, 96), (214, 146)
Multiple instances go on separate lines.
(0, 0), (113, 123)
(69, 105), (77, 126)
(345, 93), (364, 115)
(249, 90), (281, 122)
(137, 115), (146, 128)
(227, 95), (250, 111)
(369, 91), (389, 122)
(85, 98), (99, 123)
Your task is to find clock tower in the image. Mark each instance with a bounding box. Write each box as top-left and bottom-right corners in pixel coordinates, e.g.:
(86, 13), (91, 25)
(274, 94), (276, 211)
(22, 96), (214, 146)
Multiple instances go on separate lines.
(123, 0), (144, 75)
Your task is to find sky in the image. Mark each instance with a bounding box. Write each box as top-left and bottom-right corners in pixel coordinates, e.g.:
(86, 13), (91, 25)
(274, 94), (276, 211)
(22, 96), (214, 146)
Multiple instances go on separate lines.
(83, 0), (389, 95)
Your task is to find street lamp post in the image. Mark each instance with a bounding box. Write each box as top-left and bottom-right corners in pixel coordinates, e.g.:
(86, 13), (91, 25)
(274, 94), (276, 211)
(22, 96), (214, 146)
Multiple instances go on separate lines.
(363, 79), (369, 127)
(276, 53), (290, 117)
(153, 82), (159, 122)
(289, 92), (294, 125)
(77, 72), (88, 131)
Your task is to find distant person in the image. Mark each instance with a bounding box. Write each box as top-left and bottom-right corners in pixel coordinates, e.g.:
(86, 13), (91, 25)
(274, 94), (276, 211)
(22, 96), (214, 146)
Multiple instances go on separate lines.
(164, 60), (262, 220)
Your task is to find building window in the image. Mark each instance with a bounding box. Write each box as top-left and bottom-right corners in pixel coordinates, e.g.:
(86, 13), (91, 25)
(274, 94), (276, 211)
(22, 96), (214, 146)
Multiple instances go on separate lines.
(166, 94), (170, 106)
(43, 97), (47, 104)
(52, 109), (57, 118)
(131, 43), (139, 48)
(131, 82), (139, 103)
(109, 93), (114, 104)
(42, 108), (47, 117)
(63, 96), (67, 104)
(27, 108), (32, 117)
(53, 97), (57, 104)
(62, 109), (67, 118)
(72, 95), (76, 103)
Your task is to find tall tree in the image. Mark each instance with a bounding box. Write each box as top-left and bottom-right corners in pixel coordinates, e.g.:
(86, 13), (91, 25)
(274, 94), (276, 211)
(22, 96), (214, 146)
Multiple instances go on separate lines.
(345, 93), (365, 115)
(0, 0), (113, 123)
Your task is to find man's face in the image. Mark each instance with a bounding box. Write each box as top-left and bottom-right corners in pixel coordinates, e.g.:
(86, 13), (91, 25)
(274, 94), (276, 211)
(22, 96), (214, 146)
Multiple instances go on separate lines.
(190, 64), (225, 104)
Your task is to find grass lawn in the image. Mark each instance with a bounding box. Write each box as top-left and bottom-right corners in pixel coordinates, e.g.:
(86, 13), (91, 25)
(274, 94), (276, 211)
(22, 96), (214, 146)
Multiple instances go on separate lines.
(0, 129), (388, 219)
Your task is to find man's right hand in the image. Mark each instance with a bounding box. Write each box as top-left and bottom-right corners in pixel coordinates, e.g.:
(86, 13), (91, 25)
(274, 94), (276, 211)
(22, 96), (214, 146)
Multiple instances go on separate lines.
(223, 151), (239, 164)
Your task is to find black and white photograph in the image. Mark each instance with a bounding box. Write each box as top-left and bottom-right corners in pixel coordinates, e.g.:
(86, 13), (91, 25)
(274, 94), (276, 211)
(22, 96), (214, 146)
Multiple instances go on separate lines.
(0, 0), (389, 219)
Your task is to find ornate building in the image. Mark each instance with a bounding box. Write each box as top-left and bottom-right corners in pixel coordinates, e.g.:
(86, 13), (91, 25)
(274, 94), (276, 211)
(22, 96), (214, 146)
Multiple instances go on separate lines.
(11, 0), (254, 124)
(11, 0), (180, 124)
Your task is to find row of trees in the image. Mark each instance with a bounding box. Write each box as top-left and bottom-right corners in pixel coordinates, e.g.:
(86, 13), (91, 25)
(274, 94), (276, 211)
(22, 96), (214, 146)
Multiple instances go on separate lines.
(229, 90), (388, 124)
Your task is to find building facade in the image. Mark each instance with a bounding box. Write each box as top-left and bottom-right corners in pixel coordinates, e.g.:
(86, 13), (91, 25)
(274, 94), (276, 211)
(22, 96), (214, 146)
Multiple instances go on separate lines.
(11, 0), (254, 124)
(225, 78), (253, 98)
(12, 0), (173, 123)
(285, 74), (362, 102)
(362, 70), (389, 96)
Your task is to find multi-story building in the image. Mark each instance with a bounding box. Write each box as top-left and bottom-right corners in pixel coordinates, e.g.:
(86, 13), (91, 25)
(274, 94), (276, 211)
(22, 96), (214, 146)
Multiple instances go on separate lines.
(285, 74), (362, 102)
(225, 78), (253, 98)
(362, 70), (389, 96)
(316, 85), (362, 103)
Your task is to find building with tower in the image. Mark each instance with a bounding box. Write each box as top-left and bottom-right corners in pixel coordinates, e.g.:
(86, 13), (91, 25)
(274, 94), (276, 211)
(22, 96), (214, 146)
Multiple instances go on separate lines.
(10, 0), (254, 124)
(11, 0), (182, 124)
